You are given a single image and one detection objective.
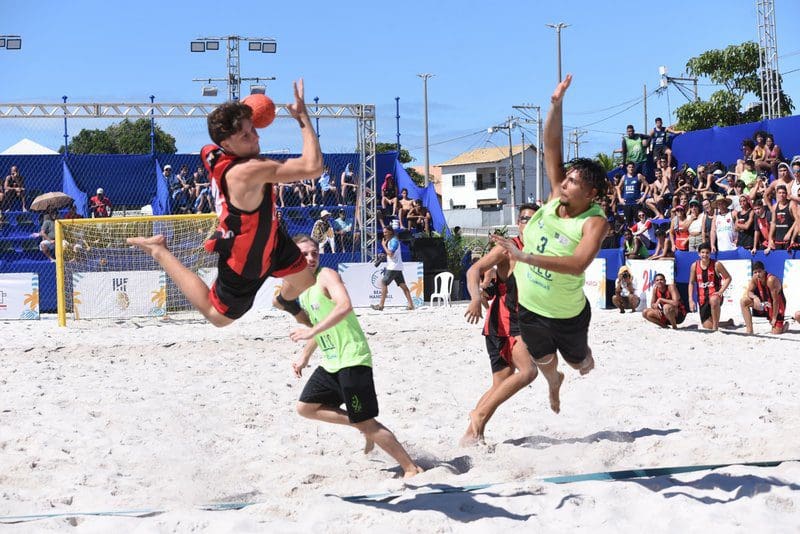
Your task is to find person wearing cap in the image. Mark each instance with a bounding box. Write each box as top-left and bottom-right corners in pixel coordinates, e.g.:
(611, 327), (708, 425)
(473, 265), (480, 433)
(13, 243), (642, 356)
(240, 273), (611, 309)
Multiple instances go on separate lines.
(371, 225), (414, 311)
(612, 265), (640, 313)
(89, 187), (112, 218)
(710, 196), (737, 253)
(686, 199), (704, 251)
(310, 209), (336, 254)
(127, 79), (323, 328)
(380, 173), (398, 216)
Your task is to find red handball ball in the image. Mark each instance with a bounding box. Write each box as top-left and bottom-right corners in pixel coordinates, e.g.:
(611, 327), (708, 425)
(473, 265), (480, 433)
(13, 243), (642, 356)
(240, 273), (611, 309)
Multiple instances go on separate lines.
(242, 94), (276, 128)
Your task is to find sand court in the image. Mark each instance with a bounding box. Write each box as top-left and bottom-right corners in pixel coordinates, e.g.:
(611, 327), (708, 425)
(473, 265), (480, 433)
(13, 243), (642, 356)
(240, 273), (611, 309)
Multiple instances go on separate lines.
(1, 304), (799, 531)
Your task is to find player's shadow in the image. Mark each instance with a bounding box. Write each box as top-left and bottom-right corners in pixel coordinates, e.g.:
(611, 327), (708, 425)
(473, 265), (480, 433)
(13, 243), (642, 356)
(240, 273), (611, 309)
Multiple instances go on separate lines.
(626, 472), (800, 504)
(503, 427), (680, 450)
(334, 484), (540, 522)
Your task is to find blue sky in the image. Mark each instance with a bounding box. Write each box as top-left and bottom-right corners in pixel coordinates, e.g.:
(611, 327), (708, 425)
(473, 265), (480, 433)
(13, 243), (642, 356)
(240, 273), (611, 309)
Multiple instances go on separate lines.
(3, 0), (800, 166)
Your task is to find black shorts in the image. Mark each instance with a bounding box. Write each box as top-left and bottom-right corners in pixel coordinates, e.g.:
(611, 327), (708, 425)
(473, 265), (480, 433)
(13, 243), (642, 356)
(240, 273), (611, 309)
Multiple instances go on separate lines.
(382, 269), (406, 287)
(299, 365), (379, 424)
(698, 298), (722, 324)
(518, 299), (591, 365)
(485, 335), (512, 373)
(210, 228), (306, 320)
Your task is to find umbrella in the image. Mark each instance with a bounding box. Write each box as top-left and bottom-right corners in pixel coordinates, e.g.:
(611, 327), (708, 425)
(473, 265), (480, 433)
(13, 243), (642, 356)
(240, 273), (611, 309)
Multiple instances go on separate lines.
(30, 191), (74, 212)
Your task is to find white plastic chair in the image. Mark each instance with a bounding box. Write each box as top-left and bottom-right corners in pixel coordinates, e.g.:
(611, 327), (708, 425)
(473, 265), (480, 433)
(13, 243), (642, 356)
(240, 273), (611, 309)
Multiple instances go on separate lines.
(430, 271), (454, 307)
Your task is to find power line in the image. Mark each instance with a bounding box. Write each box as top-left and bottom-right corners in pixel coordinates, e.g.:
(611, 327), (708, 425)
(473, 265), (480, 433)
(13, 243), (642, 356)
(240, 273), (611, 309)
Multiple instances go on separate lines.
(406, 129), (485, 151)
(565, 94), (644, 116)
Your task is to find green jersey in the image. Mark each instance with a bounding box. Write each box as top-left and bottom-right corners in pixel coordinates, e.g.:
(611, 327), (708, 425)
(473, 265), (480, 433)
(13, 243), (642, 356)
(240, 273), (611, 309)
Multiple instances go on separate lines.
(624, 135), (646, 163)
(515, 198), (604, 318)
(299, 269), (372, 373)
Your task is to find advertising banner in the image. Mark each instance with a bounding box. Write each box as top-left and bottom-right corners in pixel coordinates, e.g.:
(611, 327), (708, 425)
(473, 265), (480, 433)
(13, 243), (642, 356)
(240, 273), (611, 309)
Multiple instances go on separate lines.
(338, 262), (424, 308)
(72, 270), (166, 319)
(626, 260), (675, 311)
(584, 258), (607, 309)
(0, 272), (40, 320)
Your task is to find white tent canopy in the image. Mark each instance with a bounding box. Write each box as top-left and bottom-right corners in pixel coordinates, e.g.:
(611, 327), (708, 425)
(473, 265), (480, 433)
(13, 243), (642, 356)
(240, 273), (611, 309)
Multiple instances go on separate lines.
(1, 138), (59, 155)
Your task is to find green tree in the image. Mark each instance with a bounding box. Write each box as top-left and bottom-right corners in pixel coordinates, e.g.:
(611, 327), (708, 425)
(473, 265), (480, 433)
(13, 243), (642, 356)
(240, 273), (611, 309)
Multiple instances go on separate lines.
(594, 151), (618, 172)
(675, 41), (794, 131)
(60, 118), (178, 154)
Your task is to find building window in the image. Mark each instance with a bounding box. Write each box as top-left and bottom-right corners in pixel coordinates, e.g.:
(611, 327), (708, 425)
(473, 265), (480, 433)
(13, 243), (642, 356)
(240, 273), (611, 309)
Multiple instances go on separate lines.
(452, 174), (465, 187)
(452, 204), (466, 210)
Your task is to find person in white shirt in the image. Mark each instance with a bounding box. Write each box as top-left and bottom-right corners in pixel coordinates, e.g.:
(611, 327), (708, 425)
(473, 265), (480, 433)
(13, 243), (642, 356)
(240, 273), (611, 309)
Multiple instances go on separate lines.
(710, 196), (737, 252)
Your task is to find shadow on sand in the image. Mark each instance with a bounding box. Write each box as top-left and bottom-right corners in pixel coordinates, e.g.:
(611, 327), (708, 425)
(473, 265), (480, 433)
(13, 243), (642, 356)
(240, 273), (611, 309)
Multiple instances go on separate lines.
(627, 471), (800, 504)
(503, 427), (681, 450)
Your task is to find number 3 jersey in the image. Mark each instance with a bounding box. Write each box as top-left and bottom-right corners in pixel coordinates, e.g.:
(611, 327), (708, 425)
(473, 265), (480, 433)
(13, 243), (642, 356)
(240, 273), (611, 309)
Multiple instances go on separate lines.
(299, 270), (372, 373)
(515, 198), (604, 319)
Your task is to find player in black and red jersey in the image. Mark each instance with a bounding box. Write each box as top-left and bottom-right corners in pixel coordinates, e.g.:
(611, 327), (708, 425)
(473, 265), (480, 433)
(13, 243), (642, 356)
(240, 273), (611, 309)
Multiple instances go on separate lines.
(128, 80), (323, 327)
(642, 273), (686, 329)
(688, 242), (732, 331)
(741, 261), (788, 335)
(461, 204), (542, 446)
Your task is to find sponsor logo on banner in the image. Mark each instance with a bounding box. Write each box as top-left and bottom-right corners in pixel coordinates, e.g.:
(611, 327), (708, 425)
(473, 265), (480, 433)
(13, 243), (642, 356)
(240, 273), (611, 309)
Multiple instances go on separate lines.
(339, 262), (424, 307)
(627, 260), (675, 312)
(718, 260), (750, 323)
(584, 258), (606, 309)
(72, 270), (166, 319)
(784, 260), (800, 313)
(0, 272), (40, 320)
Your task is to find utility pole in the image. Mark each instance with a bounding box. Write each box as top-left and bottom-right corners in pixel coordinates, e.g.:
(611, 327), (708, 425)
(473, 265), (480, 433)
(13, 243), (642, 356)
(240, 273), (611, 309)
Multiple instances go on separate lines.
(643, 84), (648, 132)
(417, 73), (434, 187)
(520, 130), (526, 203)
(572, 129), (588, 158)
(513, 104), (543, 203)
(545, 23), (569, 83)
(488, 118), (517, 223)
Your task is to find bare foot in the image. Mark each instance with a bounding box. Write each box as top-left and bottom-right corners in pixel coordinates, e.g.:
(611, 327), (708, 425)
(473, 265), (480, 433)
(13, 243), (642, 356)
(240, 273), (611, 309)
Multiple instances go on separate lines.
(459, 411), (484, 447)
(364, 437), (375, 454)
(127, 235), (167, 257)
(579, 349), (595, 376)
(403, 465), (424, 478)
(549, 371), (565, 413)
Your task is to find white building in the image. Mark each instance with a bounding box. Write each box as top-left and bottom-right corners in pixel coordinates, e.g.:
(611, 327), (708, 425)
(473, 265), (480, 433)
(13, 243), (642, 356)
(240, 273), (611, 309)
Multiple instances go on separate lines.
(438, 144), (548, 227)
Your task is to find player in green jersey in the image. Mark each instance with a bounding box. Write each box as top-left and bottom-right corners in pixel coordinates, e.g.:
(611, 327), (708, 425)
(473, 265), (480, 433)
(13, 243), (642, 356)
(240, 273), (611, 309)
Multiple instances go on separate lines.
(493, 74), (609, 413)
(289, 235), (422, 478)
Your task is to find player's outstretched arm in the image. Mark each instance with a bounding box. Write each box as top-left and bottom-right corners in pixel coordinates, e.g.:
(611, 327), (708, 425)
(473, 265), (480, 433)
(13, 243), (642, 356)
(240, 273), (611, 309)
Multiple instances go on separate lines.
(543, 74), (572, 201)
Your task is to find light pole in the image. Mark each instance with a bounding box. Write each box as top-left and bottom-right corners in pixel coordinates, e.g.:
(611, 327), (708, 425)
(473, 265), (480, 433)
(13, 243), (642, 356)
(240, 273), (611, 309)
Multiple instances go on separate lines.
(417, 73), (434, 187)
(545, 23), (569, 83)
(488, 118), (517, 224)
(190, 35), (277, 100)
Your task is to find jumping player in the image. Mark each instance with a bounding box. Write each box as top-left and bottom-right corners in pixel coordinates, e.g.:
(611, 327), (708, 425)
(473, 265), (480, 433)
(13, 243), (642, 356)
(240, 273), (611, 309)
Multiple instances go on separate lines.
(128, 80), (323, 327)
(492, 74), (609, 413)
(688, 242), (732, 331)
(741, 261), (788, 334)
(289, 235), (422, 478)
(461, 204), (539, 446)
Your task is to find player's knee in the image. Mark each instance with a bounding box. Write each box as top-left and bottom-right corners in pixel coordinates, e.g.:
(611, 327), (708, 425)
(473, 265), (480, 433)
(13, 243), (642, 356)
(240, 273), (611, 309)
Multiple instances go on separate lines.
(296, 402), (315, 419)
(519, 365), (538, 385)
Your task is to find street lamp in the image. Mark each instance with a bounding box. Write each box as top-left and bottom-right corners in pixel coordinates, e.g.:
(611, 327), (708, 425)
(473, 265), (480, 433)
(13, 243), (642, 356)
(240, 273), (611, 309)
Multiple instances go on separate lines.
(545, 23), (569, 83)
(417, 73), (434, 187)
(488, 118), (517, 223)
(191, 35), (277, 100)
(0, 35), (22, 50)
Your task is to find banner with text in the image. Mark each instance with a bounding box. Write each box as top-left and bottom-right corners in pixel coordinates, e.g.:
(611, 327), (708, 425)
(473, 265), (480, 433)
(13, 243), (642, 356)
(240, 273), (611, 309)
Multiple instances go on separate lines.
(585, 258), (607, 309)
(338, 262), (424, 308)
(782, 259), (800, 314)
(0, 272), (40, 320)
(718, 259), (750, 324)
(627, 260), (675, 312)
(73, 270), (166, 319)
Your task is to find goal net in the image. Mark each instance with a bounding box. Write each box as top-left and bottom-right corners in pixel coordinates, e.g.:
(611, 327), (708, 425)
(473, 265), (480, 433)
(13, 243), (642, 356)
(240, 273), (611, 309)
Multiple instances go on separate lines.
(55, 214), (218, 325)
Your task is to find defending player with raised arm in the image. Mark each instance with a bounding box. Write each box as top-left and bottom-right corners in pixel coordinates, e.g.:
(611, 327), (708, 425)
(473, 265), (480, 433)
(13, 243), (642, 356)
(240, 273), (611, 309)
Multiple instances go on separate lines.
(461, 204), (543, 446)
(128, 80), (323, 327)
(289, 235), (422, 478)
(491, 74), (609, 413)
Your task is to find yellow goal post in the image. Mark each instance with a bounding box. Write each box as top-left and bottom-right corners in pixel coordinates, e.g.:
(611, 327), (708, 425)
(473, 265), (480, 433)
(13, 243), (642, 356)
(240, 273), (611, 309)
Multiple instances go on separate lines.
(55, 214), (218, 326)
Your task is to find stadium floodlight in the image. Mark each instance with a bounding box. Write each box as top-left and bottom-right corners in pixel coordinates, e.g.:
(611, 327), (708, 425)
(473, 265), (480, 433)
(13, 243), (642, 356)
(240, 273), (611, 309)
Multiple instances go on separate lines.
(249, 84), (266, 95)
(190, 41), (206, 52)
(261, 42), (276, 53)
(202, 85), (218, 97)
(248, 42), (261, 52)
(206, 40), (219, 50)
(0, 39), (5, 48)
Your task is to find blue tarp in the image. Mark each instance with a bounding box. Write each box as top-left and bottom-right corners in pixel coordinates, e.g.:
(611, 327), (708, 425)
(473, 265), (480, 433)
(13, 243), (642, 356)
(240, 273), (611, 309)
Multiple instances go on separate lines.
(671, 114), (800, 170)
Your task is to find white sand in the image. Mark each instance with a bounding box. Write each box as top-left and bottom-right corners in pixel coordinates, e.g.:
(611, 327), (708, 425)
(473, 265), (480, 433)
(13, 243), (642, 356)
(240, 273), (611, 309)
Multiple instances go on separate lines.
(1, 304), (799, 532)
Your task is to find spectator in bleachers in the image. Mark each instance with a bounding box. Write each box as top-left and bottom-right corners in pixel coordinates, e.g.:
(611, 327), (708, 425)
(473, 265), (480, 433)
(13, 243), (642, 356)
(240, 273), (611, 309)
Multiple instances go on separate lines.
(275, 209), (289, 236)
(340, 163), (358, 205)
(310, 209), (336, 253)
(688, 242), (732, 331)
(63, 202), (82, 220)
(194, 188), (214, 214)
(741, 261), (788, 335)
(769, 185), (795, 250)
(668, 205), (690, 253)
(700, 197), (714, 246)
(764, 133), (784, 176)
(752, 198), (772, 254)
(622, 227), (647, 259)
(299, 176), (317, 207)
(163, 164), (181, 205)
(332, 208), (360, 252)
(397, 188), (415, 229)
(89, 188), (112, 218)
(381, 173), (399, 215)
(38, 207), (57, 261)
(174, 164), (196, 212)
(644, 166), (669, 218)
(621, 124), (649, 175)
(735, 139), (756, 177)
(648, 118), (684, 168)
(642, 273), (686, 329)
(784, 161), (800, 206)
(693, 164), (715, 200)
(611, 265), (639, 313)
(316, 165), (340, 206)
(686, 199), (704, 251)
(734, 194), (755, 252)
(406, 199), (432, 235)
(752, 131), (775, 177)
(617, 161), (647, 225)
(3, 165), (27, 212)
(630, 208), (655, 250)
(710, 196), (736, 253)
(765, 162), (793, 200)
(193, 164), (210, 199)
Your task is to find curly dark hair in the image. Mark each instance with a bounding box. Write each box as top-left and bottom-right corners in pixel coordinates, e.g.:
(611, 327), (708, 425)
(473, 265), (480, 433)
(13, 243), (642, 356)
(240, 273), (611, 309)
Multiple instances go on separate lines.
(207, 101), (253, 146)
(565, 157), (608, 199)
